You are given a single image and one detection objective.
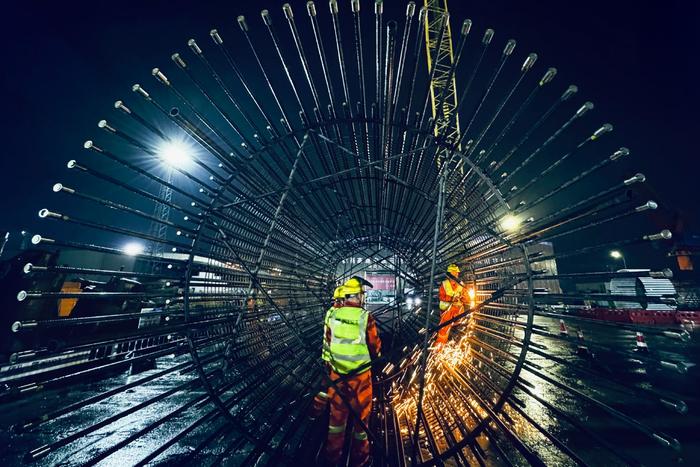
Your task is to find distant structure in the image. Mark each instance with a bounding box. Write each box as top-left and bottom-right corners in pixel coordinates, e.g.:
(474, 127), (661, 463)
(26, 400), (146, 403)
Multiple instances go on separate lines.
(670, 233), (700, 309)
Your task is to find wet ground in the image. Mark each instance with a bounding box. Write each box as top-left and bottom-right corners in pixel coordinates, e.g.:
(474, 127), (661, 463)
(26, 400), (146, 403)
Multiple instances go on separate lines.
(520, 316), (700, 465)
(0, 354), (220, 466)
(0, 315), (698, 466)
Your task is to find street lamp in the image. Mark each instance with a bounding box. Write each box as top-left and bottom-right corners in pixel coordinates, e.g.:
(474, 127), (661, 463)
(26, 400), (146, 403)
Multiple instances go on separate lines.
(143, 138), (193, 274)
(610, 250), (627, 269)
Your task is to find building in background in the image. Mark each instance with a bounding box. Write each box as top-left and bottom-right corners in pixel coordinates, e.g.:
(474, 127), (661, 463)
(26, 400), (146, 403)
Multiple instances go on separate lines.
(669, 233), (700, 310)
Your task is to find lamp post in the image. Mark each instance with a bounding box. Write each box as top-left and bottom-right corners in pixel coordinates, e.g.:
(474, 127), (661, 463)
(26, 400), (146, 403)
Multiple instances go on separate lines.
(610, 250), (627, 269)
(146, 140), (191, 273)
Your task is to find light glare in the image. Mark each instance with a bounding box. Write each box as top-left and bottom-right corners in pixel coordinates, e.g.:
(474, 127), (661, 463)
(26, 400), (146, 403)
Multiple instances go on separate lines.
(123, 242), (144, 256)
(501, 215), (520, 231)
(159, 141), (190, 167)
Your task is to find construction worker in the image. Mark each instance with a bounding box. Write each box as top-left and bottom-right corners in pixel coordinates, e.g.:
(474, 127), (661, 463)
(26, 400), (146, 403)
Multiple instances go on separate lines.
(322, 276), (381, 467)
(310, 286), (346, 421)
(435, 264), (470, 346)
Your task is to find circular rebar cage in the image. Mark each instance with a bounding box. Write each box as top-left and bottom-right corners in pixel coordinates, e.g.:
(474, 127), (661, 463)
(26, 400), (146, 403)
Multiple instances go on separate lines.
(2, 2), (694, 466)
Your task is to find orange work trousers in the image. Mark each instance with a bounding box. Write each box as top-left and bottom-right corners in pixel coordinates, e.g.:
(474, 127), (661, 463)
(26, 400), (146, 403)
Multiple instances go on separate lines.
(324, 369), (372, 467)
(435, 305), (464, 345)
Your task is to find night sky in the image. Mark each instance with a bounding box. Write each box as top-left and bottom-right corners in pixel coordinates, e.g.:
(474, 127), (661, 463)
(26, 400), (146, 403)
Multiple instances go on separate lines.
(1, 0), (698, 268)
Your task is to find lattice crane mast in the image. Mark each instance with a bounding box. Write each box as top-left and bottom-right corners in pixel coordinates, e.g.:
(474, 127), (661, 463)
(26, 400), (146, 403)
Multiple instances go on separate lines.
(423, 0), (461, 147)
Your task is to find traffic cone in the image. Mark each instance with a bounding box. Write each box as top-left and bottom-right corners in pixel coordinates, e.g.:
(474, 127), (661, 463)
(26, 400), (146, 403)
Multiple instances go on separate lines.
(308, 391), (329, 420)
(635, 332), (649, 352)
(559, 319), (568, 336)
(576, 329), (591, 357)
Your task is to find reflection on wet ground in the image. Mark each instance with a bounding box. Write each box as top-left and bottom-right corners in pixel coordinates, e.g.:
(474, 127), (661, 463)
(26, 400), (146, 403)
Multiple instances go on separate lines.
(0, 354), (220, 465)
(519, 316), (699, 465)
(0, 315), (698, 465)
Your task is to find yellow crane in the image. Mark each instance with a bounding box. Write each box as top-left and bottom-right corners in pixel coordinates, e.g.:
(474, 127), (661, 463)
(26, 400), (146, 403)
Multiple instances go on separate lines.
(423, 0), (461, 146)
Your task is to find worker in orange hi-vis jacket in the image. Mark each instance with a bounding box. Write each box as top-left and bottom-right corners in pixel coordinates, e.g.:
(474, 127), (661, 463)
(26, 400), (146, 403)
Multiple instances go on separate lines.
(309, 286), (346, 421)
(435, 264), (471, 346)
(322, 276), (381, 467)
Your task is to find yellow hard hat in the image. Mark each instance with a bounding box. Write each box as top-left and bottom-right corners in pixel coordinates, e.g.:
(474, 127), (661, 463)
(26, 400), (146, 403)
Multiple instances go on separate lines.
(333, 286), (345, 300)
(342, 276), (373, 296)
(447, 264), (460, 275)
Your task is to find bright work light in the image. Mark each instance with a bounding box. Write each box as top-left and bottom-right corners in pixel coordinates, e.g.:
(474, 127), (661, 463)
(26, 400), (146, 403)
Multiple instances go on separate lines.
(158, 140), (190, 167)
(123, 242), (145, 256)
(501, 215), (520, 231)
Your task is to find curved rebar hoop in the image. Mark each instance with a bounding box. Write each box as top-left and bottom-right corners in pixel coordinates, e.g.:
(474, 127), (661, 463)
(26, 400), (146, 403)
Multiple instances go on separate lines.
(3, 2), (691, 467)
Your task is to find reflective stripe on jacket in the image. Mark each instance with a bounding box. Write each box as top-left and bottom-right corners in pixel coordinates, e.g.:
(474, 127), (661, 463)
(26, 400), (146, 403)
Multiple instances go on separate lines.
(439, 279), (463, 311)
(322, 307), (332, 362)
(324, 305), (380, 374)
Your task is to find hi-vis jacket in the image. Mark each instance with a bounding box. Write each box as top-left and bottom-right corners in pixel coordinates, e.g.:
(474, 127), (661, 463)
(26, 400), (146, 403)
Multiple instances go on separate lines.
(439, 279), (463, 312)
(322, 305), (381, 375)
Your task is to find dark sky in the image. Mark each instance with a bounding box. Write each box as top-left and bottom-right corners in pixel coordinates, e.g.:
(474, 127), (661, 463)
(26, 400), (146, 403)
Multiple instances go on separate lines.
(1, 0), (698, 264)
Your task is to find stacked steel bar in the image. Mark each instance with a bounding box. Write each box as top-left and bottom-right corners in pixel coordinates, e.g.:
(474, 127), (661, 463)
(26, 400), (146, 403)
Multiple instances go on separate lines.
(0, 1), (692, 466)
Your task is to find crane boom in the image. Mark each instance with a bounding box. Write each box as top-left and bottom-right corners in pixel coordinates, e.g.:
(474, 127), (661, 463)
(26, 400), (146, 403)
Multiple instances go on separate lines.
(423, 0), (460, 146)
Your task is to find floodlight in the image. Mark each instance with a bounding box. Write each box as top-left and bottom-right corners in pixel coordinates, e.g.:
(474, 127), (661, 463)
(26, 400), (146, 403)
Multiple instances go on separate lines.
(501, 215), (520, 231)
(158, 140), (190, 167)
(123, 242), (144, 256)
